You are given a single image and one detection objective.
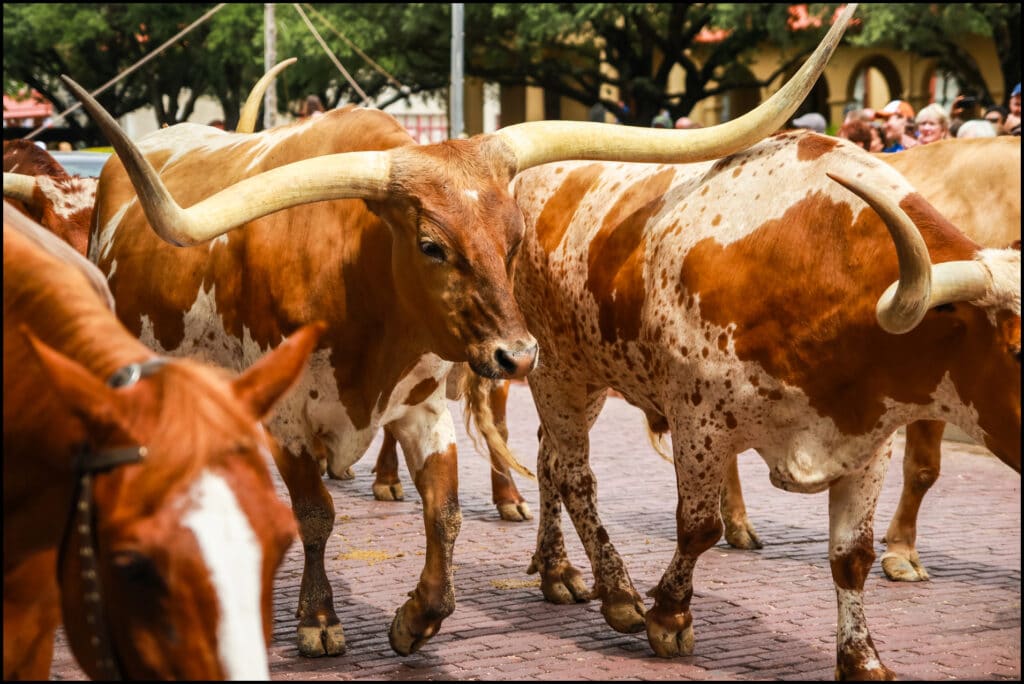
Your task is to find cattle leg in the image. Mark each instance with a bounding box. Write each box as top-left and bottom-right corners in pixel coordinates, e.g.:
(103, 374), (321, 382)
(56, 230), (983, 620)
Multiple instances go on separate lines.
(371, 429), (405, 501)
(272, 447), (346, 657)
(879, 420), (943, 582)
(829, 445), (896, 681)
(3, 552), (61, 679)
(645, 441), (728, 657)
(387, 408), (462, 655)
(487, 380), (532, 522)
(719, 453), (763, 550)
(527, 380), (646, 634)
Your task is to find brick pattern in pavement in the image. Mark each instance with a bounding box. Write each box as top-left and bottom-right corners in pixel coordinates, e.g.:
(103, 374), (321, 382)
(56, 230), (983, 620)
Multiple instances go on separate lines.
(49, 382), (1021, 680)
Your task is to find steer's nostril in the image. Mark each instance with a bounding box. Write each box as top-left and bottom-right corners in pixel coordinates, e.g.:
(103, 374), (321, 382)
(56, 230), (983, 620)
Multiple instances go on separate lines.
(494, 343), (538, 379)
(494, 348), (518, 375)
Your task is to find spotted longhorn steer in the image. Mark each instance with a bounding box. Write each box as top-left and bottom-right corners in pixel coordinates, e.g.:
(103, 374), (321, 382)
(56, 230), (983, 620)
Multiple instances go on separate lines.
(63, 4), (855, 658)
(4, 201), (322, 679)
(398, 136), (1022, 567)
(468, 131), (1020, 680)
(715, 134), (1023, 579)
(3, 140), (99, 256)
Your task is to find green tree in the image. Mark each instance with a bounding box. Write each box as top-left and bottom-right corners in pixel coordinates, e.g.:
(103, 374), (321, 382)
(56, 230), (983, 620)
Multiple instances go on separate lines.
(848, 4), (1020, 105)
(462, 3), (844, 126)
(3, 4), (269, 134)
(5, 3), (1019, 140)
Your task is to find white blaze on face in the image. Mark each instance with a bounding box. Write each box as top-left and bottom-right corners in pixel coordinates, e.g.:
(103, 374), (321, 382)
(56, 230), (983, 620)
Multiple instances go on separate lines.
(180, 470), (270, 680)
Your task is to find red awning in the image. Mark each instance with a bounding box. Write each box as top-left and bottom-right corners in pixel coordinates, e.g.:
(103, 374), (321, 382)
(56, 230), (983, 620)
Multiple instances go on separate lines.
(3, 93), (53, 120)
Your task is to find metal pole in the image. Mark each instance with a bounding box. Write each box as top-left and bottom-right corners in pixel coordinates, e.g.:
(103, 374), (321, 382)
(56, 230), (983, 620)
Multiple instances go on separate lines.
(264, 3), (278, 130)
(450, 3), (464, 139)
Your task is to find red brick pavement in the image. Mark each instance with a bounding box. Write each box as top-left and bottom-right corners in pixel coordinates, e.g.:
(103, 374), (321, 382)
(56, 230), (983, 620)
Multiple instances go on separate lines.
(49, 382), (1020, 680)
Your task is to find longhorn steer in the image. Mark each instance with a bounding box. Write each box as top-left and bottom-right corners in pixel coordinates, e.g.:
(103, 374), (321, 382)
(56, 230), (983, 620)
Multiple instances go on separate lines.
(65, 5), (854, 658)
(400, 136), (1022, 567)
(870, 135), (1021, 579)
(3, 201), (322, 679)
(716, 134), (1023, 578)
(3, 140), (99, 256)
(471, 131), (1020, 680)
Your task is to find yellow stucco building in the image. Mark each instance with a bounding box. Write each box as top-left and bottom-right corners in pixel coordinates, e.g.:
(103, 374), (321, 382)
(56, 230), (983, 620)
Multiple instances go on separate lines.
(480, 22), (1007, 133)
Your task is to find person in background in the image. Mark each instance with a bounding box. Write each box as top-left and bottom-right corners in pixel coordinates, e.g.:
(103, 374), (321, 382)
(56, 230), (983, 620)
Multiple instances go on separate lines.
(846, 107), (874, 125)
(956, 119), (998, 139)
(875, 100), (919, 152)
(1004, 83), (1021, 136)
(949, 94), (981, 137)
(57, 141), (73, 152)
(650, 108), (673, 128)
(588, 101), (609, 123)
(791, 112), (826, 134)
(983, 105), (1008, 134)
(301, 94), (325, 119)
(836, 119), (873, 151)
(674, 116), (702, 130)
(914, 103), (951, 145)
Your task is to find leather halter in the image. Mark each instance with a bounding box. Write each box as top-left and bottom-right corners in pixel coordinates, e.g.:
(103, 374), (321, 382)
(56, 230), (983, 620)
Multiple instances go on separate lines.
(63, 358), (168, 680)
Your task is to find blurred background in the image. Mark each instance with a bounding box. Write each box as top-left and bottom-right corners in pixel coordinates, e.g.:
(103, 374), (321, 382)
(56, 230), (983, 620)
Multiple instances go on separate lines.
(3, 3), (1020, 147)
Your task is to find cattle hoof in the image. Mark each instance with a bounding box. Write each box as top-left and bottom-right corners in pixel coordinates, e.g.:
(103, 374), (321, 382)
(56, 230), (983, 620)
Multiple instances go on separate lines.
(388, 604), (437, 656)
(645, 609), (694, 657)
(373, 482), (404, 501)
(724, 518), (763, 550)
(880, 552), (929, 582)
(539, 566), (590, 604)
(296, 620), (346, 657)
(835, 662), (897, 680)
(328, 465), (355, 480)
(496, 501), (533, 522)
(601, 592), (647, 633)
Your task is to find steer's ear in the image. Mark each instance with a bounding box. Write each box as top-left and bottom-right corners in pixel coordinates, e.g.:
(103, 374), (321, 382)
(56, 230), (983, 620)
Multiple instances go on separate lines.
(232, 321), (326, 419)
(20, 326), (130, 436)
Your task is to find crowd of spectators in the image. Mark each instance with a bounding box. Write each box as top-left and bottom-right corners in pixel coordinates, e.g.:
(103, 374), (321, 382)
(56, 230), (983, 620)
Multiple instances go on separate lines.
(792, 82), (1021, 153)
(648, 83), (1020, 150)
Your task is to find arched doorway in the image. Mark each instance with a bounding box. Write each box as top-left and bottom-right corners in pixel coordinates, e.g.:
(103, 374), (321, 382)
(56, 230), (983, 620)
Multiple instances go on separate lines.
(848, 56), (902, 111)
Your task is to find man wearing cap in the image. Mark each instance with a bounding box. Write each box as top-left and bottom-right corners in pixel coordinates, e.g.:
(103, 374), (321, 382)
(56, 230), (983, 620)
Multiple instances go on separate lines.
(791, 112), (827, 134)
(875, 99), (919, 152)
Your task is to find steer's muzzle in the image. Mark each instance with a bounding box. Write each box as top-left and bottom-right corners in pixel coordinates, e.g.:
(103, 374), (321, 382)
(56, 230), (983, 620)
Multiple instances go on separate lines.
(494, 341), (538, 380)
(470, 337), (538, 380)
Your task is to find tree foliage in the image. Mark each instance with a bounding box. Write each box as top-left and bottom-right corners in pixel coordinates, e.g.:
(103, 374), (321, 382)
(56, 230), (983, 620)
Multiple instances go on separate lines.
(3, 3), (267, 133)
(846, 4), (1020, 105)
(3, 3), (1020, 140)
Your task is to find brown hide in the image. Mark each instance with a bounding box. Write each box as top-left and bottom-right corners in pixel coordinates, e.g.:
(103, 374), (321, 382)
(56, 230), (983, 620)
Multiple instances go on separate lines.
(877, 136), (1021, 248)
(92, 107), (534, 429)
(3, 140), (96, 256)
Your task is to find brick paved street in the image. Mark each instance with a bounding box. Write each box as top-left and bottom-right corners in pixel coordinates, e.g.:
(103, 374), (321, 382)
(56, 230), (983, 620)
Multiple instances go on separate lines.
(50, 382), (1020, 681)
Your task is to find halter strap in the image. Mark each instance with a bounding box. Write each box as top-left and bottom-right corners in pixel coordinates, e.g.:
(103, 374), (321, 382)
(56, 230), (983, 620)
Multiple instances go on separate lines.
(67, 356), (167, 680)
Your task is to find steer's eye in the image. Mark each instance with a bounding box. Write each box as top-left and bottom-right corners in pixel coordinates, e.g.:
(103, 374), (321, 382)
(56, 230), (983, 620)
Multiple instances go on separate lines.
(419, 240), (446, 263)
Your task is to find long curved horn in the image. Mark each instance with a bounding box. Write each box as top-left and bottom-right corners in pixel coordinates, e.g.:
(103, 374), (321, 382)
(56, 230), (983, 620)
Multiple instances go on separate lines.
(494, 3), (857, 174)
(827, 172), (992, 334)
(3, 172), (38, 203)
(60, 75), (391, 247)
(236, 57), (298, 134)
